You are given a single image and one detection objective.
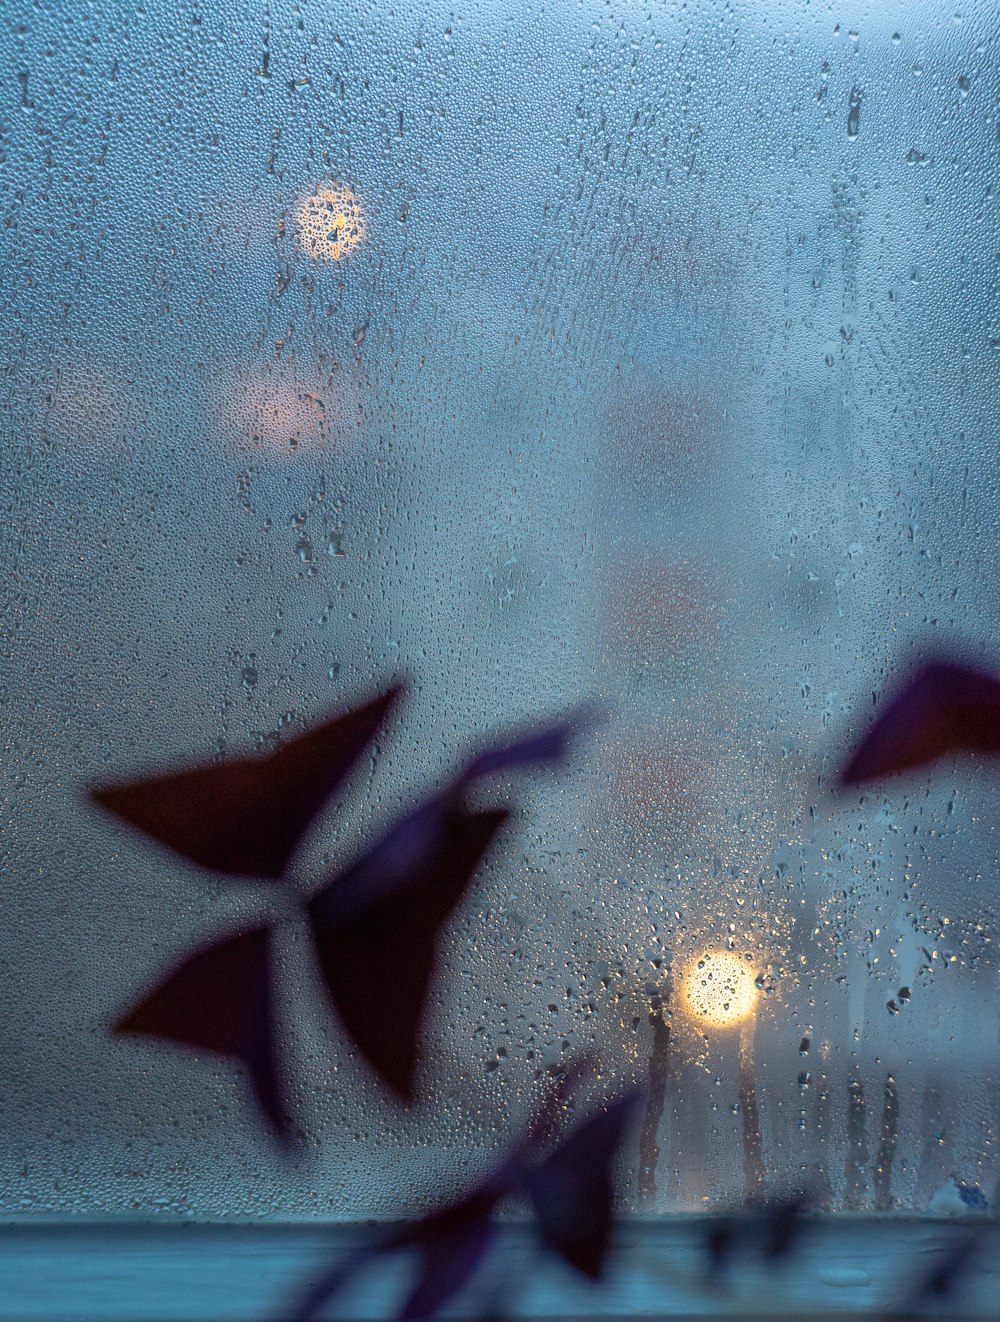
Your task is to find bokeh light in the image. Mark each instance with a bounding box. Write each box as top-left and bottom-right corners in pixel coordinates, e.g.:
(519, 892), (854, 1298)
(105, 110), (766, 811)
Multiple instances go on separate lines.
(682, 950), (758, 1029)
(295, 182), (365, 261)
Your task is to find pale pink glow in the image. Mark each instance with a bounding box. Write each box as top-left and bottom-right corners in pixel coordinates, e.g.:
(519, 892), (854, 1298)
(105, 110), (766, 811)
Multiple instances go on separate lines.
(217, 366), (362, 458)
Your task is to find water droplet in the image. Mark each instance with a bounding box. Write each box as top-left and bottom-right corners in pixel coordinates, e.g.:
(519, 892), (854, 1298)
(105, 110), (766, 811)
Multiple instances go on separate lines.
(295, 182), (365, 261)
(847, 86), (862, 140)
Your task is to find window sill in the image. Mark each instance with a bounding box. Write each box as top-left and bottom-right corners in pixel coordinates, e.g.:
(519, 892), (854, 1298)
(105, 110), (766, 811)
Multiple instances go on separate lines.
(0, 1216), (997, 1320)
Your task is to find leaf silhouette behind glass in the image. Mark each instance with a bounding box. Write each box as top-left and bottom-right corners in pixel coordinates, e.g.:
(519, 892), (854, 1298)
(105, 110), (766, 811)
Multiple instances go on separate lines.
(461, 710), (585, 783)
(91, 685), (402, 878)
(114, 926), (289, 1140)
(884, 1228), (983, 1322)
(289, 1182), (508, 1322)
(839, 660), (1000, 786)
(759, 1190), (813, 1261)
(283, 1082), (637, 1322)
(394, 1193), (502, 1322)
(703, 1189), (815, 1283)
(305, 710), (584, 1098)
(522, 1089), (641, 1278)
(307, 805), (509, 1099)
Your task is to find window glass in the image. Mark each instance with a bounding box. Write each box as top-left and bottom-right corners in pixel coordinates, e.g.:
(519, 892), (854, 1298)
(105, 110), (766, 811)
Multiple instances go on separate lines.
(2, 0), (998, 1217)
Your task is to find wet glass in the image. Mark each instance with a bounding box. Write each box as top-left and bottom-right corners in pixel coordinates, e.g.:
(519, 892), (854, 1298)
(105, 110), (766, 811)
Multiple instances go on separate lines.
(2, 0), (998, 1224)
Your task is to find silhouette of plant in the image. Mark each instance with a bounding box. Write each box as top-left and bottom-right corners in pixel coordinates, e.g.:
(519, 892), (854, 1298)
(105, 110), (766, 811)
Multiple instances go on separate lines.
(92, 685), (587, 1140)
(286, 1069), (641, 1321)
(79, 648), (1000, 1319)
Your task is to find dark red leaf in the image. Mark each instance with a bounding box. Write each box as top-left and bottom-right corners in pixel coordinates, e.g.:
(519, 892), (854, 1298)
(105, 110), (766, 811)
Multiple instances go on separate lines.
(91, 686), (401, 878)
(522, 1090), (641, 1279)
(307, 805), (509, 1098)
(839, 661), (1000, 786)
(114, 927), (289, 1140)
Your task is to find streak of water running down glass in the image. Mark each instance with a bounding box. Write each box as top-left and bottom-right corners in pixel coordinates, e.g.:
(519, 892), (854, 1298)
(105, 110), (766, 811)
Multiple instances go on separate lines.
(0, 0), (998, 1223)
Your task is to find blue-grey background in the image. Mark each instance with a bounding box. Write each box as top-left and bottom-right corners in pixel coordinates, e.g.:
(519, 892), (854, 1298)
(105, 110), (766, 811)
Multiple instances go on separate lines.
(1, 0), (998, 1216)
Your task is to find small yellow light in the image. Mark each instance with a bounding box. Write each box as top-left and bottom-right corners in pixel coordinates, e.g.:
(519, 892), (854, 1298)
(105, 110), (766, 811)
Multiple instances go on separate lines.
(682, 950), (758, 1029)
(295, 182), (365, 261)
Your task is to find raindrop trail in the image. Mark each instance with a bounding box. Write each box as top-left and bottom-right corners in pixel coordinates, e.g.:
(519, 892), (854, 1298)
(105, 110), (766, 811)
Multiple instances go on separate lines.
(638, 997), (671, 1203)
(739, 1033), (765, 1200)
(875, 1073), (899, 1211)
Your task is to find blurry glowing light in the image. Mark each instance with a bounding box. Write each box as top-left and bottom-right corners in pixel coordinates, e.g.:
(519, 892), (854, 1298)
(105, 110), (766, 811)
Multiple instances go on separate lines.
(295, 182), (365, 261)
(682, 950), (758, 1029)
(217, 366), (364, 459)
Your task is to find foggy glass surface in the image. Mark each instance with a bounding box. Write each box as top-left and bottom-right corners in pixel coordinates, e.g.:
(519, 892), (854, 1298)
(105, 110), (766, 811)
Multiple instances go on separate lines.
(1, 0), (998, 1218)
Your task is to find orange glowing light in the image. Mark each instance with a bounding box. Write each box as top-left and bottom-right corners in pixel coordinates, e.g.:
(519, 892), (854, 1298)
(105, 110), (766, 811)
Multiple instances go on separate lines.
(295, 182), (365, 261)
(682, 950), (758, 1029)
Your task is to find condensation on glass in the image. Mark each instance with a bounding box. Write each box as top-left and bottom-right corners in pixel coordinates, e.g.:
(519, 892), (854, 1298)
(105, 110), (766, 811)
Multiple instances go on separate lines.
(1, 0), (998, 1218)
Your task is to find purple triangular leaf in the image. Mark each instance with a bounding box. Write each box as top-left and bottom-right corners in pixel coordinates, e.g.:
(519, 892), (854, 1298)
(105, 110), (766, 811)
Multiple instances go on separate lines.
(396, 1194), (500, 1321)
(115, 927), (289, 1140)
(285, 1182), (509, 1322)
(92, 685), (402, 878)
(840, 661), (1000, 785)
(462, 707), (591, 784)
(522, 1090), (641, 1279)
(307, 805), (509, 1098)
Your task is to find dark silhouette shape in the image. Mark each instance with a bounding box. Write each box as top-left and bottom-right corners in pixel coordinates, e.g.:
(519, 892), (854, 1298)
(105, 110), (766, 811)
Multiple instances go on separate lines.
(461, 716), (581, 781)
(286, 1083), (640, 1320)
(114, 926), (288, 1139)
(523, 1090), (641, 1278)
(839, 660), (1000, 786)
(922, 1231), (981, 1299)
(104, 699), (585, 1133)
(393, 1202), (500, 1322)
(884, 1228), (984, 1321)
(703, 1190), (814, 1281)
(306, 711), (588, 1097)
(307, 805), (509, 1098)
(291, 1178), (510, 1322)
(760, 1190), (813, 1261)
(704, 1213), (740, 1281)
(92, 686), (402, 877)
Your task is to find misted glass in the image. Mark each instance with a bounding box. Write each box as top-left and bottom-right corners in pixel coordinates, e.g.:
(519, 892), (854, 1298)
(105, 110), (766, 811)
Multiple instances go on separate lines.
(1, 0), (998, 1218)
